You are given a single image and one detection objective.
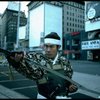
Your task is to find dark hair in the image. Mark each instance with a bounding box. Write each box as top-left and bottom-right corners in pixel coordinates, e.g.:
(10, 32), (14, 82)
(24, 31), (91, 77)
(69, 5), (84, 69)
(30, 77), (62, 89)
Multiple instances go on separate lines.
(44, 32), (60, 40)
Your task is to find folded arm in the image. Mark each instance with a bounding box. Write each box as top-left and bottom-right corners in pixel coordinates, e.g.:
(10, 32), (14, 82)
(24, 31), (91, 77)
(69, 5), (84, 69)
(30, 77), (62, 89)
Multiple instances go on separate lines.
(6, 52), (44, 80)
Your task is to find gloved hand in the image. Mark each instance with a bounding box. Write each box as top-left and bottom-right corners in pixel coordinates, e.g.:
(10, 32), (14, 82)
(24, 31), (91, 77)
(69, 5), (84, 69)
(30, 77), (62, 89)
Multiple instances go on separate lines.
(5, 50), (44, 80)
(10, 51), (24, 62)
(68, 84), (78, 93)
(6, 51), (24, 67)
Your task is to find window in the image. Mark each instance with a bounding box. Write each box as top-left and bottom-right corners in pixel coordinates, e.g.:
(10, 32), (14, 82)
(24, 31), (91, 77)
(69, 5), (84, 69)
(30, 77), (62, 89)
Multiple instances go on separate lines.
(67, 22), (69, 26)
(70, 17), (71, 21)
(67, 11), (69, 15)
(67, 28), (69, 31)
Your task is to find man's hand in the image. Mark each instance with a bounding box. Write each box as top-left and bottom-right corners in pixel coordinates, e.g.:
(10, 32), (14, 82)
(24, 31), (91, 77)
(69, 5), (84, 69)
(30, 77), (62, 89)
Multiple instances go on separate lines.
(68, 84), (78, 93)
(10, 52), (24, 62)
(6, 51), (25, 67)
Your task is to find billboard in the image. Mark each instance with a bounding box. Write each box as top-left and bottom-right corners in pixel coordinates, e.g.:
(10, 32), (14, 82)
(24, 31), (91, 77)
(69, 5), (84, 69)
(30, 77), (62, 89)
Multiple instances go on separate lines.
(29, 3), (62, 49)
(29, 4), (44, 47)
(19, 26), (26, 39)
(85, 1), (100, 32)
(44, 4), (62, 48)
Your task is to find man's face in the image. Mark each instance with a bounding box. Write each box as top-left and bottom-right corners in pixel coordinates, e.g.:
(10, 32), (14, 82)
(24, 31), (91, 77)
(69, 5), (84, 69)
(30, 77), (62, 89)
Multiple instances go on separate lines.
(43, 43), (58, 59)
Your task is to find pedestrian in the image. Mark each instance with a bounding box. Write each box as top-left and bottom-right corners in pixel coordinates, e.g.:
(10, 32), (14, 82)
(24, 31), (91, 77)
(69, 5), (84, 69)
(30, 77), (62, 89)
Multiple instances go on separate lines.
(7, 32), (78, 99)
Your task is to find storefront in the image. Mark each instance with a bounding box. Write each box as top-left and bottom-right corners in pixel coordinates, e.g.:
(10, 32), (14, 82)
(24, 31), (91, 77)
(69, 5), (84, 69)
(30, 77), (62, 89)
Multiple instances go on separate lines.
(81, 39), (100, 61)
(63, 31), (87, 60)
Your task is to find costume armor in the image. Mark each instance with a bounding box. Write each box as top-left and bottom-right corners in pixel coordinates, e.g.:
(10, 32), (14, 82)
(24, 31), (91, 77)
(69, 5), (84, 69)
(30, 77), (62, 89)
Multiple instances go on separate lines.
(0, 48), (74, 98)
(7, 52), (73, 98)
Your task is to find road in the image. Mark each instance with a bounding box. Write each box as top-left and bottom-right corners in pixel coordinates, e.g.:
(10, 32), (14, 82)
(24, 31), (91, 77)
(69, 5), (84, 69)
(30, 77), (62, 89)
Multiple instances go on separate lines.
(0, 60), (100, 99)
(70, 60), (100, 76)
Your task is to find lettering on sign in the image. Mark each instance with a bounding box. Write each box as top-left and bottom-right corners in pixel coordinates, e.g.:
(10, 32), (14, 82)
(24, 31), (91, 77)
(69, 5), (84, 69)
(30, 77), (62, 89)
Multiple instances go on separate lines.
(81, 40), (100, 50)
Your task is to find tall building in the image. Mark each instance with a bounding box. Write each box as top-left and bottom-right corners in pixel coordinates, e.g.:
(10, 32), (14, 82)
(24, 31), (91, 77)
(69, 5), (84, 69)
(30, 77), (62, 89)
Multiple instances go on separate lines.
(62, 1), (84, 34)
(61, 1), (85, 60)
(0, 13), (2, 47)
(27, 1), (63, 51)
(27, 1), (85, 55)
(1, 2), (27, 50)
(27, 1), (84, 36)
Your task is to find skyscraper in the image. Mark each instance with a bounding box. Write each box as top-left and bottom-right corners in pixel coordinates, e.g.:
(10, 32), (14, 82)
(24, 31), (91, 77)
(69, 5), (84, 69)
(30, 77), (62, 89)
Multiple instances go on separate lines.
(1, 2), (27, 50)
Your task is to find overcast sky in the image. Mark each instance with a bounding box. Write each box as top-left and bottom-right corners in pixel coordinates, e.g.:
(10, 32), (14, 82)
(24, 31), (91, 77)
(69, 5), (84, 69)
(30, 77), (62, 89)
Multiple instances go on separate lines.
(0, 1), (30, 17)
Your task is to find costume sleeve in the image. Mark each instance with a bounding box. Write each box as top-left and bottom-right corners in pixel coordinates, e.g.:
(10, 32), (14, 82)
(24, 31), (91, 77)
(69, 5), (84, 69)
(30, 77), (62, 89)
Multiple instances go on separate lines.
(60, 57), (73, 88)
(6, 52), (44, 80)
(64, 60), (73, 79)
(64, 60), (73, 88)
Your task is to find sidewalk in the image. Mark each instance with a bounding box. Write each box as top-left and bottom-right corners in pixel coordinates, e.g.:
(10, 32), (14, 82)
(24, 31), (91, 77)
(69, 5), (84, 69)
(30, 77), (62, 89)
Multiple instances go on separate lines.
(0, 85), (30, 99)
(70, 59), (100, 64)
(72, 71), (100, 98)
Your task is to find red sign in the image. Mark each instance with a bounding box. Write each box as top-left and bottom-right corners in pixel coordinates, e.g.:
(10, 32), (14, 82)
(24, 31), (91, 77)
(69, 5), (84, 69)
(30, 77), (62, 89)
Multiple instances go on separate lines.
(64, 50), (69, 54)
(71, 32), (80, 36)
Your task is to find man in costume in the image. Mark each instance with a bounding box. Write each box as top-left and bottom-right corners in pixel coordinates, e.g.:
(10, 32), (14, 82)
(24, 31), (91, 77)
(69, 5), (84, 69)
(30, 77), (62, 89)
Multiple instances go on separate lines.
(7, 32), (78, 99)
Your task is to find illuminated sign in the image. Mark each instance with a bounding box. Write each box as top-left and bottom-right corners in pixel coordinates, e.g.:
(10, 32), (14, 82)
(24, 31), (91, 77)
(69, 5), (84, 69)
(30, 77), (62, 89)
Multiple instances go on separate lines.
(87, 8), (96, 19)
(81, 40), (100, 50)
(85, 1), (100, 32)
(29, 3), (62, 50)
(71, 32), (79, 36)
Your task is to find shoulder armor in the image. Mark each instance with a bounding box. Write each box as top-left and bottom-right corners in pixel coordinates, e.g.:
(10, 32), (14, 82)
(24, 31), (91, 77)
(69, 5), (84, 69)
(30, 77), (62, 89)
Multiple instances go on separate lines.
(59, 56), (70, 64)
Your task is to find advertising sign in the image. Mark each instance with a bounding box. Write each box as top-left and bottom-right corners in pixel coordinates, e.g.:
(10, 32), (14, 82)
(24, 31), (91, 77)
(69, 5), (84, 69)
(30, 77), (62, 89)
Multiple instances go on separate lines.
(29, 4), (44, 47)
(81, 39), (100, 50)
(19, 26), (26, 39)
(29, 3), (62, 49)
(85, 1), (100, 32)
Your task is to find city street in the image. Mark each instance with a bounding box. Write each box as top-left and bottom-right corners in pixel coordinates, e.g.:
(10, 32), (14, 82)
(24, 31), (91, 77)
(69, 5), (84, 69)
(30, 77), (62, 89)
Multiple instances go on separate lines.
(0, 60), (100, 99)
(70, 60), (100, 76)
(0, 1), (100, 99)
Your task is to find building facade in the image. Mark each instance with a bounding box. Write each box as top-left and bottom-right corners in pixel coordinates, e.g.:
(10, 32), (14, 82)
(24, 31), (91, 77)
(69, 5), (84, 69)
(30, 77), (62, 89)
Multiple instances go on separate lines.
(62, 1), (84, 34)
(63, 30), (88, 60)
(61, 1), (86, 60)
(0, 14), (2, 48)
(27, 1), (63, 51)
(84, 1), (100, 61)
(1, 8), (27, 50)
(27, 1), (85, 50)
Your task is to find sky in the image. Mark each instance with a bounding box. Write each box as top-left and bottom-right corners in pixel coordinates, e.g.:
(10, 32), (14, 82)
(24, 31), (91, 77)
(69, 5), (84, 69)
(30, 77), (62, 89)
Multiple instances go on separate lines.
(0, 1), (30, 17)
